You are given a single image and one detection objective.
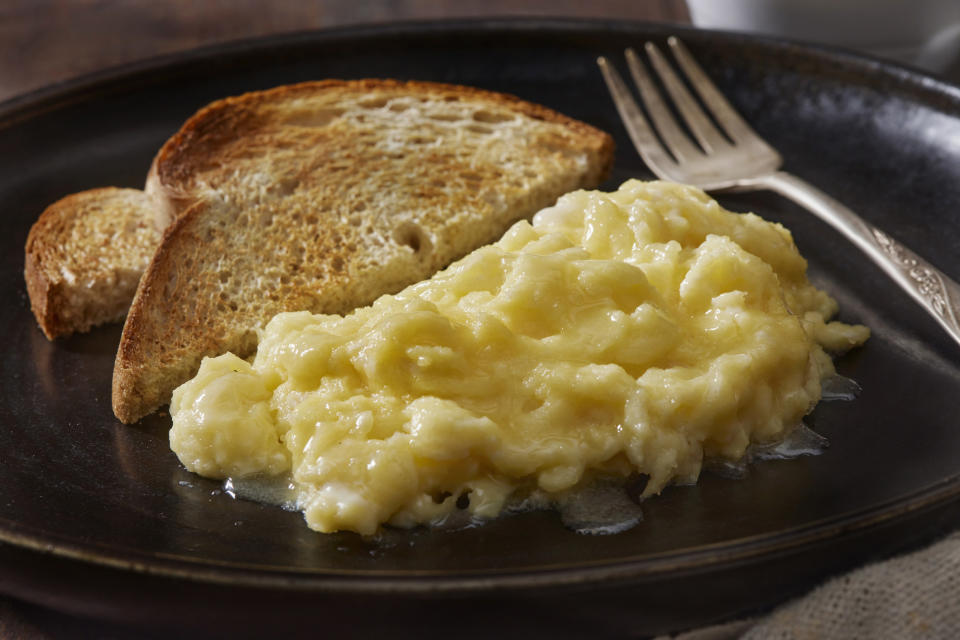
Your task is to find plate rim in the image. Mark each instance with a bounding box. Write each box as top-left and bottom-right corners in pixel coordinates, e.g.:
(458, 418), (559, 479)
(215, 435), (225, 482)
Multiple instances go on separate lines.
(3, 16), (960, 595)
(2, 476), (960, 593)
(4, 16), (960, 128)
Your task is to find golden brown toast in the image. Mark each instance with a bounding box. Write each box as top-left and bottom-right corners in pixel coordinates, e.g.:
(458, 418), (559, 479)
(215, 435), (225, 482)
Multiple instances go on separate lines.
(24, 188), (161, 339)
(113, 79), (614, 423)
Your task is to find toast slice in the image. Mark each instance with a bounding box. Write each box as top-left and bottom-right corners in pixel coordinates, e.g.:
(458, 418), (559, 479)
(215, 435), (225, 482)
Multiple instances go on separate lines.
(113, 79), (614, 423)
(24, 188), (162, 339)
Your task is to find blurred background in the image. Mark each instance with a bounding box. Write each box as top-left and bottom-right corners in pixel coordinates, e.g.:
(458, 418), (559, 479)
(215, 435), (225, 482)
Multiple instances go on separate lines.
(0, 0), (691, 102)
(6, 0), (960, 105)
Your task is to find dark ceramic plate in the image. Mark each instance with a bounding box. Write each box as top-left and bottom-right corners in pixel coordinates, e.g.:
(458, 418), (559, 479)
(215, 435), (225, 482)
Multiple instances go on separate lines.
(2, 19), (960, 637)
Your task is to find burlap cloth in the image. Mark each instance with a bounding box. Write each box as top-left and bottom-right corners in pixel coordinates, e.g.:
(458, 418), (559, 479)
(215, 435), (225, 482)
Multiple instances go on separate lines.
(661, 531), (960, 640)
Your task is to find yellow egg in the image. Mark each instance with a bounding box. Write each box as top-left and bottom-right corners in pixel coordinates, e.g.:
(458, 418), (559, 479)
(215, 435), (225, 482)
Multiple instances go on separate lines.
(169, 180), (869, 535)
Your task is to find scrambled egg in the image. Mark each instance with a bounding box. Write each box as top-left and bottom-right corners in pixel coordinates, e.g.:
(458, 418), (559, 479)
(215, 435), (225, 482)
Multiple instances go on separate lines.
(170, 180), (868, 535)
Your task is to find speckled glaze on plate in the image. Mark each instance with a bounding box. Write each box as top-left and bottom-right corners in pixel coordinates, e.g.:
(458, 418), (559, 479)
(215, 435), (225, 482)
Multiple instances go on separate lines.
(1, 19), (960, 637)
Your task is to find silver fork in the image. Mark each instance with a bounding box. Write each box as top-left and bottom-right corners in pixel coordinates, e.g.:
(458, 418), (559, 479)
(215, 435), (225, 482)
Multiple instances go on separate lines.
(598, 37), (960, 349)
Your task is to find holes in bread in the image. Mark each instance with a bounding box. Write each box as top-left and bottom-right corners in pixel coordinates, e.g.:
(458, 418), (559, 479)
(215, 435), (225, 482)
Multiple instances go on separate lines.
(472, 110), (513, 124)
(408, 136), (434, 145)
(257, 208), (275, 226)
(388, 102), (409, 112)
(282, 108), (345, 128)
(358, 96), (389, 109)
(465, 124), (493, 135)
(480, 188), (503, 208)
(427, 112), (460, 122)
(536, 135), (579, 157)
(344, 203), (367, 226)
(272, 178), (299, 197)
(393, 221), (432, 258)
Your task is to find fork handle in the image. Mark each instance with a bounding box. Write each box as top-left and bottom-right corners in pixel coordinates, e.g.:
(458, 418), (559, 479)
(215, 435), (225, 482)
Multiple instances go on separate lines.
(756, 171), (960, 349)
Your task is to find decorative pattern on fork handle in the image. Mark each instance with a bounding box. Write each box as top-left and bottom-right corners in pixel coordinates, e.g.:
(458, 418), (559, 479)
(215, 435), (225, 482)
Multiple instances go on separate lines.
(871, 228), (959, 327)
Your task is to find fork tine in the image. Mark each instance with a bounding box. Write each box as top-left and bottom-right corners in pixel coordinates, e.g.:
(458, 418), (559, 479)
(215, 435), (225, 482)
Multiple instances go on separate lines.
(666, 37), (763, 146)
(643, 42), (729, 154)
(624, 48), (701, 164)
(597, 55), (679, 175)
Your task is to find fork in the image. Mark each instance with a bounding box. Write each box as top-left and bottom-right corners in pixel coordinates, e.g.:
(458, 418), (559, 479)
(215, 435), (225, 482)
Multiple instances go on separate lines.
(598, 37), (960, 349)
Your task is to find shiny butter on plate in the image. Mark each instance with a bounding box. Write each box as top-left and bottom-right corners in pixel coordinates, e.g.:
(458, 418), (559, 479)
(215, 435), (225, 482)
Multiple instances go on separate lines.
(169, 180), (869, 536)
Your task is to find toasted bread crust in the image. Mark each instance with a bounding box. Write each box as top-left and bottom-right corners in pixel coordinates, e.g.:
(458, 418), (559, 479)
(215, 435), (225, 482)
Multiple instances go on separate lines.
(145, 79), (613, 228)
(114, 79), (615, 423)
(25, 188), (160, 339)
(112, 201), (245, 418)
(24, 242), (55, 338)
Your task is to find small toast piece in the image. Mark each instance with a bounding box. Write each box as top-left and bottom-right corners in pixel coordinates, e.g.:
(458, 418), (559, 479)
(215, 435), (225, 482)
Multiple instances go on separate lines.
(25, 188), (161, 340)
(113, 79), (614, 423)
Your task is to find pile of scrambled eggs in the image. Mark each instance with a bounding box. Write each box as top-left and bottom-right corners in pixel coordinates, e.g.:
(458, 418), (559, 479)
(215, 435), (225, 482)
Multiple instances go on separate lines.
(170, 180), (868, 535)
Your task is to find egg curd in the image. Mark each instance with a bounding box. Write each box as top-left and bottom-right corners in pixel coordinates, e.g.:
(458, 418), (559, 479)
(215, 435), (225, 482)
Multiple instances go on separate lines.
(170, 180), (869, 535)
